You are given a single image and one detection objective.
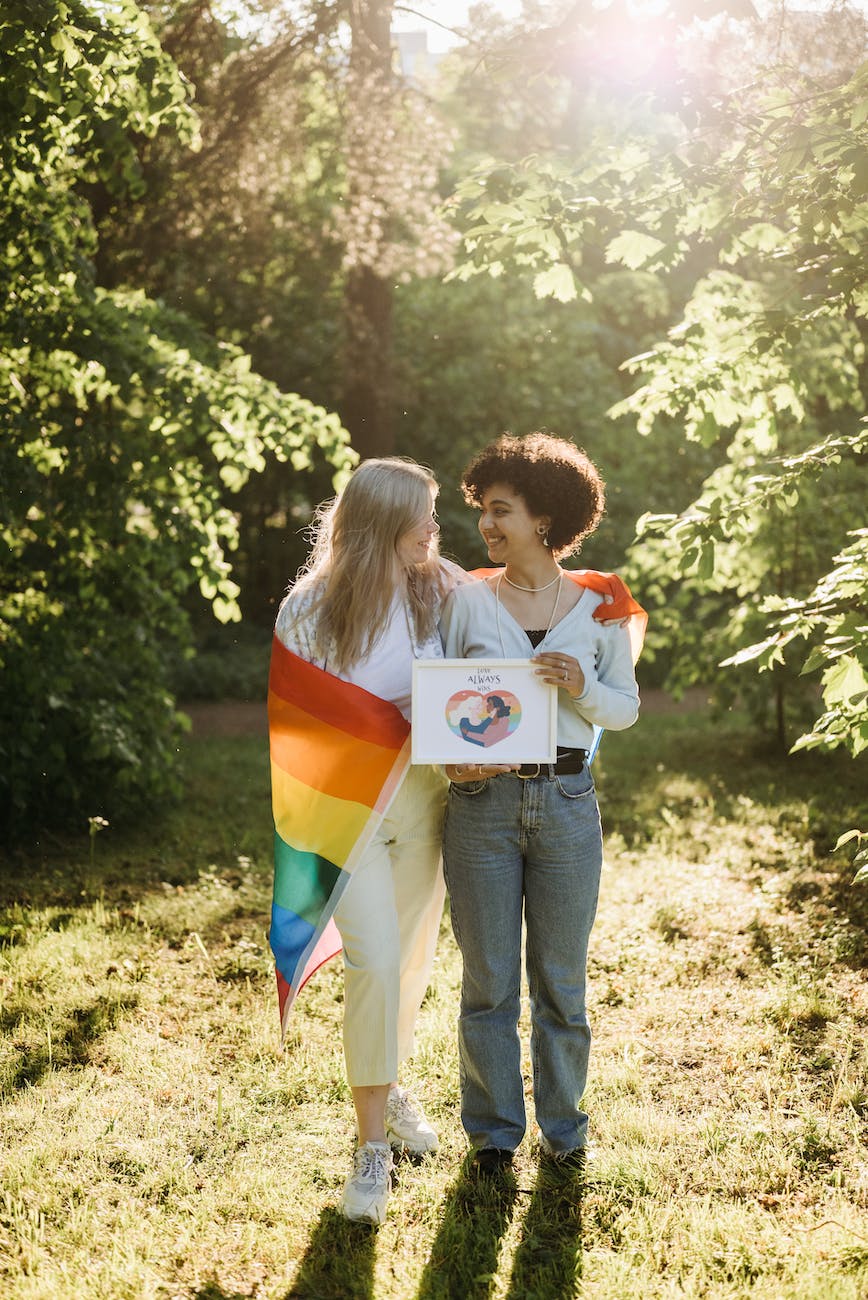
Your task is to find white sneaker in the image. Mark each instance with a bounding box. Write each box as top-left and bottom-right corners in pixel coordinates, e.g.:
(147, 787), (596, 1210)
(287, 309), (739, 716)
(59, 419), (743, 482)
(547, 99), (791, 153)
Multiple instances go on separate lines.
(384, 1084), (439, 1154)
(340, 1141), (392, 1224)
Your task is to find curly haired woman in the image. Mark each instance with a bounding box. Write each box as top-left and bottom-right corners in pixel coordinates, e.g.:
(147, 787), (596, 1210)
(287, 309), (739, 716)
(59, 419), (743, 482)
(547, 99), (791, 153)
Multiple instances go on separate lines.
(440, 432), (644, 1178)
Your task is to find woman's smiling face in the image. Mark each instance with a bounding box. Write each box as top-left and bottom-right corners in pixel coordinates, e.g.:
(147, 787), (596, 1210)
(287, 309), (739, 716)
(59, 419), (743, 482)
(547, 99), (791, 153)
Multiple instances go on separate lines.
(477, 483), (549, 564)
(396, 493), (439, 567)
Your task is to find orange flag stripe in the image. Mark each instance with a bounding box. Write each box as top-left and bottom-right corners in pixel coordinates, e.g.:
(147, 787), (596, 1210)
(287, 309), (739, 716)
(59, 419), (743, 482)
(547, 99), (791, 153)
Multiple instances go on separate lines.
(268, 689), (403, 807)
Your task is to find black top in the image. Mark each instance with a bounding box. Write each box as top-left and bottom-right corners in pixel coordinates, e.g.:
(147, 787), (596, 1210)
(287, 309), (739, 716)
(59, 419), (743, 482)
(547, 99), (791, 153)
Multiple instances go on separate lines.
(524, 628), (584, 761)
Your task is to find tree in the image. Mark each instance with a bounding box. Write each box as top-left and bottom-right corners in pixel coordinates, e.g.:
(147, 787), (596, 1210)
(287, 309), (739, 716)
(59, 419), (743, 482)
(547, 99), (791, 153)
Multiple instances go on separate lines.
(340, 0), (396, 455)
(327, 0), (455, 454)
(379, 2), (716, 576)
(609, 35), (868, 753)
(89, 0), (456, 609)
(96, 0), (356, 618)
(444, 2), (868, 761)
(391, 266), (714, 584)
(0, 0), (353, 834)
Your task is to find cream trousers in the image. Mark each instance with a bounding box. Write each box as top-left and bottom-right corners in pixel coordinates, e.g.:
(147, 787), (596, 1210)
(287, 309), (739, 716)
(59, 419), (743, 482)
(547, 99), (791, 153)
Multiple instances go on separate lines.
(332, 763), (447, 1087)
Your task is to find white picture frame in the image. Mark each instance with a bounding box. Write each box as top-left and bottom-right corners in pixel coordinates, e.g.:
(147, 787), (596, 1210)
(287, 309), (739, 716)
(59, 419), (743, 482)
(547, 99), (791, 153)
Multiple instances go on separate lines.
(411, 659), (558, 765)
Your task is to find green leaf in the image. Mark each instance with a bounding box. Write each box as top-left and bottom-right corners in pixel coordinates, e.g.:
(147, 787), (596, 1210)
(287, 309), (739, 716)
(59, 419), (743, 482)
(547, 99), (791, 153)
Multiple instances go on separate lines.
(532, 264), (577, 303)
(789, 732), (820, 753)
(777, 147), (807, 173)
(850, 151), (868, 198)
(822, 655), (868, 706)
(801, 646), (831, 675)
(50, 28), (81, 68)
(721, 634), (780, 668)
(697, 540), (716, 581)
(835, 829), (863, 850)
(604, 231), (666, 270)
(693, 412), (720, 447)
(850, 98), (868, 129)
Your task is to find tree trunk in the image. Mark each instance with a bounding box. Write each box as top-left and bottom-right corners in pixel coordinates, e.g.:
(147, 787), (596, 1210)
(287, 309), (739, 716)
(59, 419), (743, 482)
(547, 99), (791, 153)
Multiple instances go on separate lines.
(774, 669), (788, 752)
(343, 266), (394, 458)
(341, 0), (395, 458)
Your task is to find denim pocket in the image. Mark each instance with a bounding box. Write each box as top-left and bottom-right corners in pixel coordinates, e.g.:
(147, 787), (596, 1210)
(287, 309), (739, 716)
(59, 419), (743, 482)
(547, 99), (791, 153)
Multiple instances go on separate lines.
(553, 769), (595, 800)
(449, 778), (490, 797)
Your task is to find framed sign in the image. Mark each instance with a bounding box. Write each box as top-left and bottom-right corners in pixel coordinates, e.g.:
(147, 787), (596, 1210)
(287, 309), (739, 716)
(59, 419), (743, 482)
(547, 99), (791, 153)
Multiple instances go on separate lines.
(411, 659), (558, 765)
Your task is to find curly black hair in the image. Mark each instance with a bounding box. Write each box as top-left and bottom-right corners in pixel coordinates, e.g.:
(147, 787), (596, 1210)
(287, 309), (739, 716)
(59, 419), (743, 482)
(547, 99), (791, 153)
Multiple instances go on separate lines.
(460, 432), (605, 558)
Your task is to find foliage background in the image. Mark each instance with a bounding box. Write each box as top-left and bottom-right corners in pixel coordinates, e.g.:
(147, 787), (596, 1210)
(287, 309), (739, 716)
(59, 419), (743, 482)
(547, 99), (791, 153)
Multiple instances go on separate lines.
(2, 0), (866, 846)
(2, 4), (867, 1290)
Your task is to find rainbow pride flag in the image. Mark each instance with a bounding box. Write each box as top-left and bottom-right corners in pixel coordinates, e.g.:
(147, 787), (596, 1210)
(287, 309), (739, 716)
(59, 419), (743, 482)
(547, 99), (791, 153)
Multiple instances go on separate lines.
(268, 637), (411, 1039)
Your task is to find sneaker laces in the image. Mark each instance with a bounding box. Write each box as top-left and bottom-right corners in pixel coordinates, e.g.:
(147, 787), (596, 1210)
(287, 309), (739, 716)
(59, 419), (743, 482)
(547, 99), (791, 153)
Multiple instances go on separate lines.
(389, 1088), (422, 1122)
(354, 1144), (390, 1184)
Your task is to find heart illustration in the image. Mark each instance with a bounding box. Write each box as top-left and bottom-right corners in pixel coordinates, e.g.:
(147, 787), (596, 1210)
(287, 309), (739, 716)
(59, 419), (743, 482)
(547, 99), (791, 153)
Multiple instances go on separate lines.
(445, 689), (522, 749)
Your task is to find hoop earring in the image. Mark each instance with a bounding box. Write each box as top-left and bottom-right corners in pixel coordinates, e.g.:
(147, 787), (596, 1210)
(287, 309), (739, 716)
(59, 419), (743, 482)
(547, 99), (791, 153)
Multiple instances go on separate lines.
(537, 527), (550, 548)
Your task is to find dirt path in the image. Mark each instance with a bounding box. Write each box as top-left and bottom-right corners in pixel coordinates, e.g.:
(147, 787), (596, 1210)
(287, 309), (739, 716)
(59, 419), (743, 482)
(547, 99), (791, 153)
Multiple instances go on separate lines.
(182, 699), (269, 738)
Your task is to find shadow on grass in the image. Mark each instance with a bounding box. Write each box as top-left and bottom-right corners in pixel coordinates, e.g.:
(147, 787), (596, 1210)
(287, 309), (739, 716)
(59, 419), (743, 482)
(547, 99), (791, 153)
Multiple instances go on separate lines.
(506, 1162), (584, 1300)
(0, 992), (140, 1093)
(416, 1157), (518, 1300)
(283, 1206), (376, 1300)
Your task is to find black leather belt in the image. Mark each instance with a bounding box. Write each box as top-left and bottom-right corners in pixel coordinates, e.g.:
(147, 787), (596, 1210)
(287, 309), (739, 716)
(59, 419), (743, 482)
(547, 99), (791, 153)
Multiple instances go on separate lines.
(516, 749), (588, 778)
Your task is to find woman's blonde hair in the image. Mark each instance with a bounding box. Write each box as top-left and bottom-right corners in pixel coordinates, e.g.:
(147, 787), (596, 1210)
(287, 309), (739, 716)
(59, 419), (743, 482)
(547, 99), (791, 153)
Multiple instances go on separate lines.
(289, 458), (446, 673)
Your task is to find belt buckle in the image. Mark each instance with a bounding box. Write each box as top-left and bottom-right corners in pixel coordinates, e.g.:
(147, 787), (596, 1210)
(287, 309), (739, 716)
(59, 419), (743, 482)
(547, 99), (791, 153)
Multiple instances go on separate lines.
(518, 763), (540, 780)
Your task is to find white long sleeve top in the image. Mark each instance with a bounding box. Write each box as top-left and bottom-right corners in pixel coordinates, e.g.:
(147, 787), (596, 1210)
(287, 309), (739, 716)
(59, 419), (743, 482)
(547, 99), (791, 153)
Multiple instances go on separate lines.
(439, 578), (639, 750)
(274, 560), (463, 721)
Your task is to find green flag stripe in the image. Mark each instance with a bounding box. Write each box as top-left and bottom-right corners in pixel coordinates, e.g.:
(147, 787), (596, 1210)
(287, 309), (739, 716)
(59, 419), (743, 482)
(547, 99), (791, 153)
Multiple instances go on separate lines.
(273, 832), (343, 927)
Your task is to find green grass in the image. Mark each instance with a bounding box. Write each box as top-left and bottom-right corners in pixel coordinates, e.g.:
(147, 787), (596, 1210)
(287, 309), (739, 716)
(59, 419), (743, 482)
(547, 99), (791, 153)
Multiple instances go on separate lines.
(1, 713), (867, 1299)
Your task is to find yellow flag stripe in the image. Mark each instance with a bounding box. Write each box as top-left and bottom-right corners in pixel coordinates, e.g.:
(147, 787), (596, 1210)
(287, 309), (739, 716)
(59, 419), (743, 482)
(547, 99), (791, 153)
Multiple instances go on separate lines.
(270, 762), (371, 869)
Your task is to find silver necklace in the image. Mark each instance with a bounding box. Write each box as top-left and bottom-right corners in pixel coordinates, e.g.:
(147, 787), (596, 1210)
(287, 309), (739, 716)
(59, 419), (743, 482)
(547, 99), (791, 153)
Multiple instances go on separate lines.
(502, 570), (561, 593)
(495, 572), (563, 654)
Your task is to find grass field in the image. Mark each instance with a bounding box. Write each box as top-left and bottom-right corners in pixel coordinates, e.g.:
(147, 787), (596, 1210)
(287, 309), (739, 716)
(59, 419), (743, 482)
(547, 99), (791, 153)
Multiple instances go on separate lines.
(1, 707), (867, 1299)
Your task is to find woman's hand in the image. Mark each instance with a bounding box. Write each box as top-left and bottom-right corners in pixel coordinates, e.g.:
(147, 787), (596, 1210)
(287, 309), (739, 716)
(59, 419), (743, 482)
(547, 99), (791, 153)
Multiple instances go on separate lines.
(599, 591), (630, 628)
(532, 652), (585, 699)
(445, 761), (520, 782)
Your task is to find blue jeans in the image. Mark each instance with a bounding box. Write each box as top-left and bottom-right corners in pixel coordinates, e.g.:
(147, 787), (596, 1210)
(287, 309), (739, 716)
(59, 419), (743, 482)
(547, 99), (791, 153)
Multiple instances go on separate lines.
(442, 767), (603, 1154)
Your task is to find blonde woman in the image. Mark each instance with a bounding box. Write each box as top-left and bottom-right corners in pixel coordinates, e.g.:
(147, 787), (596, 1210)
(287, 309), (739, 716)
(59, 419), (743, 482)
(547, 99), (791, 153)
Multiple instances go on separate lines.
(271, 458), (457, 1224)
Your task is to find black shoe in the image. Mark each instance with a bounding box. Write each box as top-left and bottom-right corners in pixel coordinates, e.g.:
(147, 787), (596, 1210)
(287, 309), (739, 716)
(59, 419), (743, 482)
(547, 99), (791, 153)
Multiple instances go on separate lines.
(472, 1147), (514, 1178)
